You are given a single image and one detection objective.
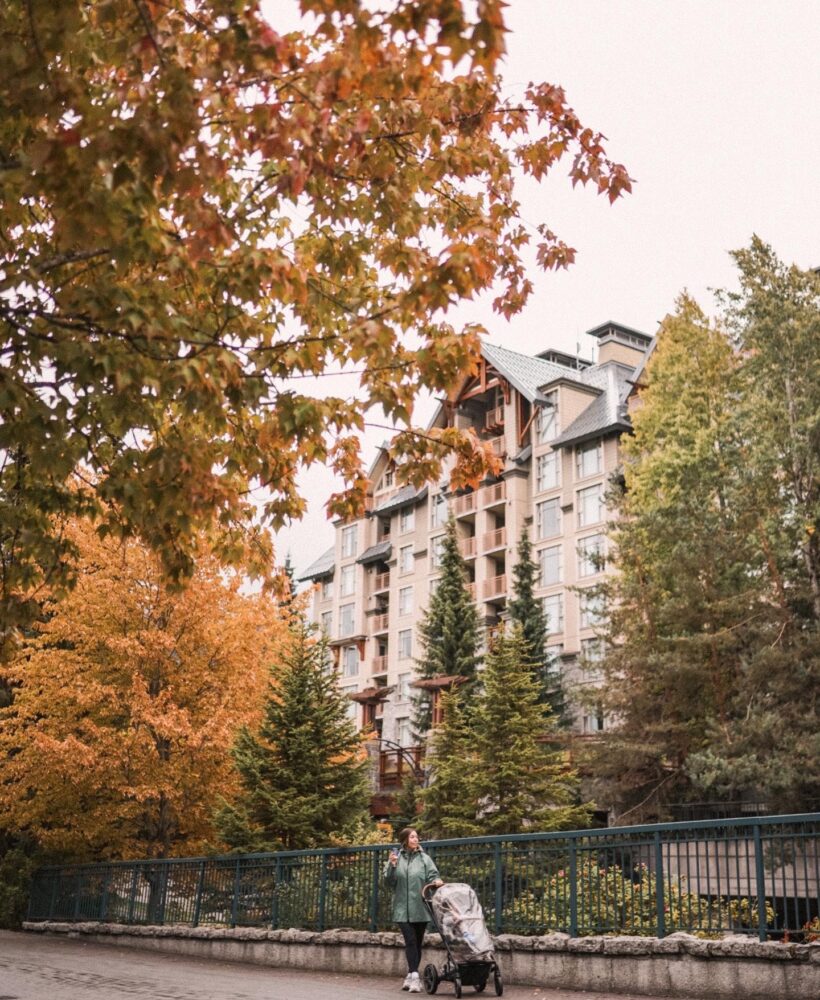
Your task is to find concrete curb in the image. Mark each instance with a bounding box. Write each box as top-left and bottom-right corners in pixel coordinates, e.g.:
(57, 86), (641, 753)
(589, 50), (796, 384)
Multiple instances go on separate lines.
(23, 921), (820, 999)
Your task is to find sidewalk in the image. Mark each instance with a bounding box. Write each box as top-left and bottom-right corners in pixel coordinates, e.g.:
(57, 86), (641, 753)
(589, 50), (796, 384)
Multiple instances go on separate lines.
(1, 930), (677, 1000)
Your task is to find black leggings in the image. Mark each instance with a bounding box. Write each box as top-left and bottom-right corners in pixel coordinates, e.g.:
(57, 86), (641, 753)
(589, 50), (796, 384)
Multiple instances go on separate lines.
(398, 921), (427, 973)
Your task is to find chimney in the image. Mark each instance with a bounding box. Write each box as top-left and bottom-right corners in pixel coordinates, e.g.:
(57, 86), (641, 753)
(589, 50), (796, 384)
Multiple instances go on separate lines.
(586, 321), (652, 367)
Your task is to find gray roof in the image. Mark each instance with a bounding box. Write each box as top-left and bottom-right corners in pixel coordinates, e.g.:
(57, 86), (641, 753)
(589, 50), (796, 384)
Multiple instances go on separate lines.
(297, 545), (335, 582)
(357, 541), (392, 565)
(551, 363), (634, 448)
(482, 341), (586, 403)
(370, 484), (428, 516)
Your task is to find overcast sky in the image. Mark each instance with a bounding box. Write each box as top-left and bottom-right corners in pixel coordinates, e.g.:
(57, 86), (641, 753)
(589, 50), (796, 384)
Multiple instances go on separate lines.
(263, 0), (820, 580)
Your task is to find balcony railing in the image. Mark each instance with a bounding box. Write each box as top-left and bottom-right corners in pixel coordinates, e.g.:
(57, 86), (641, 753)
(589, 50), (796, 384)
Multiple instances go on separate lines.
(482, 573), (507, 600)
(378, 745), (425, 790)
(482, 527), (507, 552)
(482, 481), (506, 506)
(484, 404), (505, 429)
(459, 536), (477, 559)
(371, 655), (388, 674)
(485, 434), (506, 457)
(371, 613), (389, 633)
(466, 582), (476, 600)
(373, 572), (390, 592)
(452, 492), (476, 517)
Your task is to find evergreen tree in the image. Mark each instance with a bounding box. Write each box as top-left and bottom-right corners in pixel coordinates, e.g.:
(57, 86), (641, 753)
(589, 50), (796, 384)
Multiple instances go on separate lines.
(420, 690), (483, 839)
(392, 773), (423, 834)
(215, 620), (370, 851)
(508, 527), (569, 725)
(470, 627), (589, 835)
(413, 516), (481, 738)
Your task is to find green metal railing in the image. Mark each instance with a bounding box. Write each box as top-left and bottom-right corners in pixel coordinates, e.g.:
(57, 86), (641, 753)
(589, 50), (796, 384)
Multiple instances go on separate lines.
(27, 813), (820, 941)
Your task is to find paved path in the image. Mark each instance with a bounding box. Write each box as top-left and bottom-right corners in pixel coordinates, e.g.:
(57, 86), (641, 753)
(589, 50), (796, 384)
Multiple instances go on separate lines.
(0, 931), (674, 1000)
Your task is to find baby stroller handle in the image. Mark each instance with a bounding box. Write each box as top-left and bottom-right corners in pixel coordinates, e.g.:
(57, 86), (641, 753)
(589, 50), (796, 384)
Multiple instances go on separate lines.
(421, 881), (442, 902)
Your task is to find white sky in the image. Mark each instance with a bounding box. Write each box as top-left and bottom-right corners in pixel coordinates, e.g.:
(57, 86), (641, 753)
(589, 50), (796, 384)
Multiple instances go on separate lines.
(263, 0), (820, 579)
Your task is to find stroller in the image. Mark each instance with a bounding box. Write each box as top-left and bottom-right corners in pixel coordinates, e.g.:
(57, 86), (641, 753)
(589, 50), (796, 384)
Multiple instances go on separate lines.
(421, 881), (503, 997)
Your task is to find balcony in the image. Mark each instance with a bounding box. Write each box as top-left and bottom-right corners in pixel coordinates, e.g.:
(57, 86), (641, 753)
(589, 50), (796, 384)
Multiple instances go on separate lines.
(372, 613), (389, 633)
(371, 655), (388, 675)
(452, 492), (477, 517)
(482, 526), (507, 552)
(466, 582), (476, 601)
(482, 481), (506, 508)
(378, 745), (425, 791)
(485, 434), (506, 458)
(373, 571), (390, 593)
(459, 536), (477, 560)
(482, 573), (507, 600)
(484, 404), (505, 431)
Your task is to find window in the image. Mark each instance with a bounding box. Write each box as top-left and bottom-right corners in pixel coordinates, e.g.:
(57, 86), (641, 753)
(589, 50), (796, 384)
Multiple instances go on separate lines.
(577, 484), (604, 527)
(429, 577), (441, 596)
(536, 498), (561, 539)
(542, 593), (564, 634)
(340, 685), (358, 723)
(539, 544), (563, 586)
(320, 610), (333, 636)
(430, 535), (446, 569)
(398, 629), (413, 660)
(431, 492), (447, 528)
(579, 590), (605, 630)
(576, 440), (602, 479)
(536, 392), (559, 443)
(583, 705), (606, 734)
(339, 602), (355, 637)
(381, 469), (394, 490)
(339, 564), (355, 597)
(577, 534), (605, 577)
(398, 672), (412, 700)
(396, 716), (412, 747)
(536, 451), (559, 492)
(546, 642), (564, 663)
(341, 645), (359, 677)
(341, 525), (357, 558)
(399, 506), (415, 534)
(398, 586), (413, 616)
(399, 544), (414, 575)
(320, 578), (333, 601)
(581, 637), (604, 663)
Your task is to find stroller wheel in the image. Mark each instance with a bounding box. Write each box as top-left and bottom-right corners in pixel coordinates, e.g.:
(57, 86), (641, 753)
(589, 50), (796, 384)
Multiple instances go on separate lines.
(493, 969), (503, 996)
(453, 976), (462, 998)
(422, 963), (439, 995)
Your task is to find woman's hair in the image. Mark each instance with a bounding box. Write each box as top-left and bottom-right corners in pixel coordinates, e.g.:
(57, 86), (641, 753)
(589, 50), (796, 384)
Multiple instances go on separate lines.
(397, 827), (418, 848)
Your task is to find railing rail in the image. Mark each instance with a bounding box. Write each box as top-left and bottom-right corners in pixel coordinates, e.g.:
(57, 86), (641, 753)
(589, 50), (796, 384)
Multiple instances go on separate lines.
(27, 814), (820, 942)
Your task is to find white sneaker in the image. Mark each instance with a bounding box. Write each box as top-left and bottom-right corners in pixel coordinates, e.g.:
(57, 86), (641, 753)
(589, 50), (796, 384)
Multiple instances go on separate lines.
(408, 972), (422, 994)
(402, 973), (413, 991)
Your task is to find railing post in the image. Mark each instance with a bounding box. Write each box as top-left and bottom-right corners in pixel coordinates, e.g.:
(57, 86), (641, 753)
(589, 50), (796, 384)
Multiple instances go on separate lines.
(753, 823), (767, 943)
(231, 859), (242, 928)
(569, 840), (578, 937)
(192, 861), (207, 928)
(270, 857), (281, 929)
(126, 867), (139, 924)
(654, 832), (666, 939)
(370, 851), (381, 932)
(494, 842), (503, 935)
(318, 852), (329, 932)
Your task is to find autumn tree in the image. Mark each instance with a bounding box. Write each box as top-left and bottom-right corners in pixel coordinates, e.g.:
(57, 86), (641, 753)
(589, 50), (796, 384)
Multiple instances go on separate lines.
(413, 516), (481, 738)
(214, 619), (371, 852)
(0, 519), (283, 860)
(0, 0), (631, 657)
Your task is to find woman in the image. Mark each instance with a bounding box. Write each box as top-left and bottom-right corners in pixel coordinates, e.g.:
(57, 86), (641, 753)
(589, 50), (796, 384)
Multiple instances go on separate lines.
(384, 827), (443, 993)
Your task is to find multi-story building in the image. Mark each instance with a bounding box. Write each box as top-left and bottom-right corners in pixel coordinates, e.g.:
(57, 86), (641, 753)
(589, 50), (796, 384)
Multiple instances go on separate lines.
(299, 321), (652, 812)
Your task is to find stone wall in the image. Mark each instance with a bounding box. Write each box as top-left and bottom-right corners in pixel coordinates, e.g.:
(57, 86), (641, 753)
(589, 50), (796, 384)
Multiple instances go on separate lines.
(23, 921), (820, 1000)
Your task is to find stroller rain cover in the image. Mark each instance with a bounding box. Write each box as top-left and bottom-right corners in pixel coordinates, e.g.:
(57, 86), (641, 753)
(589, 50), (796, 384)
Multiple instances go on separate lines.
(430, 883), (495, 961)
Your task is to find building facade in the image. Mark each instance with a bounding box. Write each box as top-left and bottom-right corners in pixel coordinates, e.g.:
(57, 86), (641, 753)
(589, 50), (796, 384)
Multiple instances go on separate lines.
(298, 322), (652, 809)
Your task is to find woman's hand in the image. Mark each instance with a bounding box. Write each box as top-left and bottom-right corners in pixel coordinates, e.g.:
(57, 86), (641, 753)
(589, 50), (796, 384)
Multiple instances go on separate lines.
(389, 850), (399, 867)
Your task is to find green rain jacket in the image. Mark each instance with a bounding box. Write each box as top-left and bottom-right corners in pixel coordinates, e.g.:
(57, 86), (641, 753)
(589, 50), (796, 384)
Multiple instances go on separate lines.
(383, 847), (441, 923)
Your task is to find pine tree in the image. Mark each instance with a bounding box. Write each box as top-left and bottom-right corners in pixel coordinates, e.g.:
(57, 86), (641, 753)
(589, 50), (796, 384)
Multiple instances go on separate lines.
(507, 527), (569, 725)
(413, 516), (481, 738)
(470, 627), (589, 835)
(215, 619), (370, 852)
(392, 773), (422, 834)
(420, 690), (483, 839)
